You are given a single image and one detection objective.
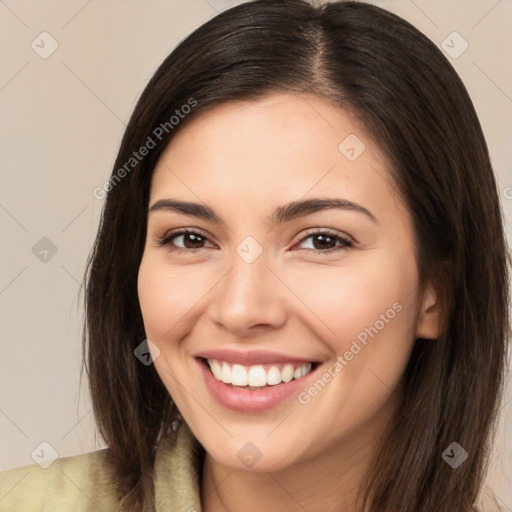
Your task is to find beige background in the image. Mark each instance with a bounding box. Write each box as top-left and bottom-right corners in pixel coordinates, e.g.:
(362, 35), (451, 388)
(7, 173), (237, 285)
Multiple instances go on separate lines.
(1, 0), (511, 508)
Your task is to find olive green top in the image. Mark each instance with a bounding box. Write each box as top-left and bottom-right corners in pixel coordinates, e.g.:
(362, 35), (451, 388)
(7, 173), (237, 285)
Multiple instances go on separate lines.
(0, 422), (202, 511)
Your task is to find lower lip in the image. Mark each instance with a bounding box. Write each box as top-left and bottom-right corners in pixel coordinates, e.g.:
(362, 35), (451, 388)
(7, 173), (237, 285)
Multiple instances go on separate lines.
(197, 358), (319, 412)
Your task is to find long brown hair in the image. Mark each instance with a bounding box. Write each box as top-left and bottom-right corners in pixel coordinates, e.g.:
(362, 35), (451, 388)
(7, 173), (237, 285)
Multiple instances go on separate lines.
(82, 1), (510, 510)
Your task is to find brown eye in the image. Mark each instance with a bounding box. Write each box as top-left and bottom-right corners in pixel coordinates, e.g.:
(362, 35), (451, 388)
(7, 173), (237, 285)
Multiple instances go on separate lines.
(296, 231), (352, 253)
(158, 229), (216, 251)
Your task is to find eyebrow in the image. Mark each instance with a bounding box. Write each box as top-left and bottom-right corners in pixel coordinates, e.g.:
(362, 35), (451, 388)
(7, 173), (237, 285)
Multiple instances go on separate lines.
(148, 197), (378, 225)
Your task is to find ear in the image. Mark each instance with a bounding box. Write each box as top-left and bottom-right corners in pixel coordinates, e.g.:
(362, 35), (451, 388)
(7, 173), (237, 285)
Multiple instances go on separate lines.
(416, 283), (441, 340)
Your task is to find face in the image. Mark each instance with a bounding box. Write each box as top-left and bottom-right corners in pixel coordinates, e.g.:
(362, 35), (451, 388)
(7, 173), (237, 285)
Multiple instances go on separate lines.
(137, 92), (438, 473)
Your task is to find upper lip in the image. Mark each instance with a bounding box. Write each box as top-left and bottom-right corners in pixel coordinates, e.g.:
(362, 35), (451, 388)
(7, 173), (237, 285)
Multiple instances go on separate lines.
(196, 349), (320, 366)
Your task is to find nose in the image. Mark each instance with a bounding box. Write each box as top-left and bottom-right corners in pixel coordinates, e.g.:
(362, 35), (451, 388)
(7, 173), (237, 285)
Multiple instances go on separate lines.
(207, 248), (288, 338)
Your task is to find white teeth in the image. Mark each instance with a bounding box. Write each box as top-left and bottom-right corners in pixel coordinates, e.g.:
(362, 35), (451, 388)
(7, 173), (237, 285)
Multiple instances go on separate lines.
(231, 364), (248, 386)
(248, 365), (267, 387)
(206, 359), (314, 387)
(281, 364), (294, 383)
(266, 366), (281, 385)
(221, 362), (232, 384)
(210, 359), (222, 380)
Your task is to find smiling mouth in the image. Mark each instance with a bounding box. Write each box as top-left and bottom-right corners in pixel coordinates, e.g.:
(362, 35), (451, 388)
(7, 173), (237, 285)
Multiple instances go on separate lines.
(199, 357), (320, 390)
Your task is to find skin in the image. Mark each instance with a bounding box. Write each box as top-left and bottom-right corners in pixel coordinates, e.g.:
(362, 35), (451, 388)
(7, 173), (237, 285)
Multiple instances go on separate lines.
(137, 92), (440, 512)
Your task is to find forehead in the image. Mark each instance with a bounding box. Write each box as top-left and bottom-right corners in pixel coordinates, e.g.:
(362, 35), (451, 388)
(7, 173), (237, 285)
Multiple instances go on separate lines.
(149, 93), (401, 221)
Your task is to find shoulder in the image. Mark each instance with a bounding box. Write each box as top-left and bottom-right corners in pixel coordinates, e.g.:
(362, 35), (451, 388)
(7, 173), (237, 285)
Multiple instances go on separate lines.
(0, 448), (120, 511)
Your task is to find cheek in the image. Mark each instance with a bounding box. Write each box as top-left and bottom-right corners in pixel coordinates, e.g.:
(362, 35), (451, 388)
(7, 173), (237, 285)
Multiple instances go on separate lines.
(290, 259), (418, 423)
(137, 257), (206, 338)
(137, 258), (203, 401)
(284, 251), (417, 348)
(285, 254), (419, 412)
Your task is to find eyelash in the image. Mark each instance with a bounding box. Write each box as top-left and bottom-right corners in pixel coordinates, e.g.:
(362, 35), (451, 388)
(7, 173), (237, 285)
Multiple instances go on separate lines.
(156, 228), (353, 255)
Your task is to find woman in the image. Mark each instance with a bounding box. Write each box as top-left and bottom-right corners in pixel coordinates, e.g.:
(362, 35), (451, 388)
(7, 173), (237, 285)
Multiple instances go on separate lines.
(1, 0), (509, 511)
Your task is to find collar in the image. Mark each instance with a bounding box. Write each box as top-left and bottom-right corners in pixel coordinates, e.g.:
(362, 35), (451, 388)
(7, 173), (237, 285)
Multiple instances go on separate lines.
(154, 421), (204, 511)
